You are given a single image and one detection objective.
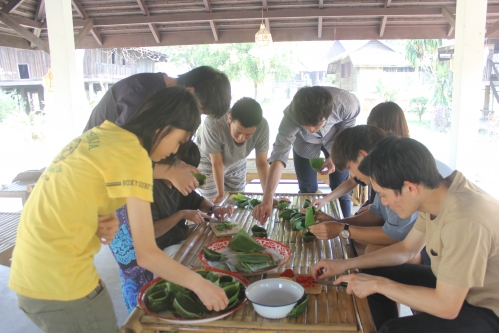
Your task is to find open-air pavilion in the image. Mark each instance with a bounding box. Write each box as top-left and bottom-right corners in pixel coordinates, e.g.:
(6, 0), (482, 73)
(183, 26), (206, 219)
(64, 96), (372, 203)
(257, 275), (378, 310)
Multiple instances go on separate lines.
(0, 1), (498, 332)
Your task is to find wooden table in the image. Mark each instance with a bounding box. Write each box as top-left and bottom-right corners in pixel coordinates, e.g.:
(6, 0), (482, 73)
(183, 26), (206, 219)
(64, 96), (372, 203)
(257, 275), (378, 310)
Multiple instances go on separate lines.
(0, 212), (21, 267)
(120, 193), (376, 333)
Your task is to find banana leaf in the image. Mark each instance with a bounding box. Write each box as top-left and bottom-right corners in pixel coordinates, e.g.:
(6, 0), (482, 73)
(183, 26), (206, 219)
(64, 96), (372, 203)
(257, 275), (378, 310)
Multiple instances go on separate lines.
(232, 193), (249, 201)
(302, 198), (312, 208)
(193, 269), (209, 279)
(309, 158), (325, 172)
(192, 173), (206, 189)
(302, 231), (316, 243)
(147, 289), (170, 313)
(206, 271), (220, 285)
(203, 247), (228, 262)
(288, 293), (310, 318)
(236, 199), (250, 208)
(215, 261), (237, 272)
(277, 200), (290, 210)
(292, 220), (306, 231)
(235, 261), (279, 273)
(251, 225), (267, 238)
(219, 275), (234, 284)
(149, 279), (168, 293)
(249, 198), (262, 209)
(236, 253), (272, 264)
(279, 209), (295, 220)
(229, 229), (265, 253)
(305, 206), (316, 228)
(166, 281), (186, 294)
(173, 293), (205, 319)
(220, 281), (241, 303)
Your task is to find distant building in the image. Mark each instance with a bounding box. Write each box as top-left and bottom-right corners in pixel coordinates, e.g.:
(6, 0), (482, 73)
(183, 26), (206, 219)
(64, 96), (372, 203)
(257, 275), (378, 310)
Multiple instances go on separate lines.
(0, 47), (167, 113)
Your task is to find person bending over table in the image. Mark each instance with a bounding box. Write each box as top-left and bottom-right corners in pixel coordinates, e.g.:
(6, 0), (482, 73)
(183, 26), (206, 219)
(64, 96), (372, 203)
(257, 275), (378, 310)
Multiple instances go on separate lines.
(110, 141), (233, 312)
(253, 86), (360, 222)
(84, 66), (232, 197)
(312, 136), (498, 333)
(9, 87), (228, 333)
(196, 97), (269, 204)
(312, 101), (410, 214)
(309, 125), (452, 262)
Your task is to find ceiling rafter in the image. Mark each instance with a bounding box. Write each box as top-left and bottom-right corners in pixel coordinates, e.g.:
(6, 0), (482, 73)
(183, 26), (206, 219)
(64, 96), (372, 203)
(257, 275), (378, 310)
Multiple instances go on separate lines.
(441, 6), (455, 37)
(379, 0), (391, 38)
(265, 18), (270, 32)
(262, 0), (268, 11)
(71, 0), (103, 46)
(30, 0), (45, 49)
(74, 19), (94, 47)
(319, 0), (323, 9)
(209, 20), (218, 41)
(485, 20), (499, 38)
(318, 17), (322, 38)
(203, 0), (212, 13)
(135, 0), (160, 44)
(0, 0), (24, 14)
(0, 12), (49, 53)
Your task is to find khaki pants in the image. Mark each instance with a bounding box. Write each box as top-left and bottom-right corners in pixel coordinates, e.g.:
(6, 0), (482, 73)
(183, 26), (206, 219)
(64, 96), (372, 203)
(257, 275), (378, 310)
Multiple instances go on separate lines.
(17, 280), (119, 333)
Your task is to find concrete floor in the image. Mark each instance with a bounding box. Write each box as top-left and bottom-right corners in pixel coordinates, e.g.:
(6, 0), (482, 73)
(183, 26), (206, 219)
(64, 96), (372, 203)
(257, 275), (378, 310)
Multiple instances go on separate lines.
(0, 182), (412, 332)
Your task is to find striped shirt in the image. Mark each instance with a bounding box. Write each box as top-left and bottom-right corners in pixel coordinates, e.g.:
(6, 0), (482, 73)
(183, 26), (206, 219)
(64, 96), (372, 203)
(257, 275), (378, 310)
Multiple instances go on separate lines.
(268, 86), (360, 167)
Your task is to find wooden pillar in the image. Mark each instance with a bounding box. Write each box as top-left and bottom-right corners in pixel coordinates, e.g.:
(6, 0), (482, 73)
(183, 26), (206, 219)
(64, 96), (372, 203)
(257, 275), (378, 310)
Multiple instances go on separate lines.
(448, 0), (487, 176)
(44, 0), (83, 142)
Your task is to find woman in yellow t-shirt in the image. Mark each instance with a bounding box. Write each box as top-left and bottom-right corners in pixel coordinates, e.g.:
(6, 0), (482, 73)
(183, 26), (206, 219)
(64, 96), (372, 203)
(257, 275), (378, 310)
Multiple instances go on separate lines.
(9, 86), (228, 333)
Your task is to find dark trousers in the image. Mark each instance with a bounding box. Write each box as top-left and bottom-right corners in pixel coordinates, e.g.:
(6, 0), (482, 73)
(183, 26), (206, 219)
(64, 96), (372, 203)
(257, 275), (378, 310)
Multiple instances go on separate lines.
(293, 148), (351, 218)
(363, 265), (499, 333)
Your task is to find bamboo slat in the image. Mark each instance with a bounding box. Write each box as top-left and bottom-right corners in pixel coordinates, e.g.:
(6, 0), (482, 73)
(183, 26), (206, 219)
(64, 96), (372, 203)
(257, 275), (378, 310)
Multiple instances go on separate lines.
(0, 213), (21, 267)
(120, 193), (373, 333)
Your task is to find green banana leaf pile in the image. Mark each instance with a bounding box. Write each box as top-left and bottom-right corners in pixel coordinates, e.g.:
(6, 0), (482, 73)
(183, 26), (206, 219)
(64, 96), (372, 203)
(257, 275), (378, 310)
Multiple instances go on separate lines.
(278, 204), (317, 243)
(145, 270), (246, 319)
(229, 229), (266, 253)
(192, 173), (207, 189)
(232, 193), (262, 209)
(277, 199), (290, 211)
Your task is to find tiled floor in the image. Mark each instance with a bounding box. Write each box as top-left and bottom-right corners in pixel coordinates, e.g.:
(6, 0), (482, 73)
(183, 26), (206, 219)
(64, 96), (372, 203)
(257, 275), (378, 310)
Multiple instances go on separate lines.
(0, 182), (412, 333)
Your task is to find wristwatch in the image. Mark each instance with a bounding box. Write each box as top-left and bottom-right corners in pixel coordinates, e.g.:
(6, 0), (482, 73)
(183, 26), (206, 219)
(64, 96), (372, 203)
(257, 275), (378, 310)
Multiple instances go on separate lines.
(340, 224), (350, 239)
(208, 205), (220, 216)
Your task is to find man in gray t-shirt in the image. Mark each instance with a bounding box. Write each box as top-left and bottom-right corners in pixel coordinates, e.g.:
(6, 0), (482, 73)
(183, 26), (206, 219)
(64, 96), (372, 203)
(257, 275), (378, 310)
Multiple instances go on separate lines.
(196, 98), (269, 204)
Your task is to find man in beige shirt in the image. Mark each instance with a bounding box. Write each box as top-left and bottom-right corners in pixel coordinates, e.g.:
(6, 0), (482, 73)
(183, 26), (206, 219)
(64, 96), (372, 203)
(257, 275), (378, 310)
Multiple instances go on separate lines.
(312, 136), (498, 333)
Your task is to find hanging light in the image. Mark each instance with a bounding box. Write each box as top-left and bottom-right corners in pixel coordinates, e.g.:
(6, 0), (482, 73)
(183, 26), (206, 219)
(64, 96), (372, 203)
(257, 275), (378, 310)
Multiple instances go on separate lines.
(255, 9), (272, 47)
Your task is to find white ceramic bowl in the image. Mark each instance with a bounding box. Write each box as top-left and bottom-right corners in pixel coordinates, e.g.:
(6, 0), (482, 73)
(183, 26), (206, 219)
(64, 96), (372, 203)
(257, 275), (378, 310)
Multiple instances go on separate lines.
(245, 278), (305, 319)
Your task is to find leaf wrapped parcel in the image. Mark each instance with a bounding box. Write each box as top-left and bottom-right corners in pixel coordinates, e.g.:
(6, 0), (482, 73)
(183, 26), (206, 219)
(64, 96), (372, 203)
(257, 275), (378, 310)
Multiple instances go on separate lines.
(229, 229), (265, 253)
(302, 231), (316, 243)
(288, 293), (310, 318)
(173, 293), (205, 319)
(251, 225), (268, 238)
(302, 198), (312, 208)
(309, 158), (325, 172)
(305, 206), (316, 228)
(277, 200), (290, 210)
(203, 247), (228, 262)
(192, 173), (207, 189)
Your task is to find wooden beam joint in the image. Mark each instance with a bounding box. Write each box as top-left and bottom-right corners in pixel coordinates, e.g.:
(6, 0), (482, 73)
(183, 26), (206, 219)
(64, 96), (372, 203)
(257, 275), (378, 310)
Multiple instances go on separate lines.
(318, 17), (323, 38)
(1, 0), (24, 14)
(209, 20), (218, 41)
(379, 16), (388, 37)
(0, 12), (49, 53)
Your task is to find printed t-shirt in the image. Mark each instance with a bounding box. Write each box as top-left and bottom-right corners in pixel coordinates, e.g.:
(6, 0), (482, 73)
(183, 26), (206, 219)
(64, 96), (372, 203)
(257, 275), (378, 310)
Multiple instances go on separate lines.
(9, 121), (153, 301)
(413, 171), (499, 315)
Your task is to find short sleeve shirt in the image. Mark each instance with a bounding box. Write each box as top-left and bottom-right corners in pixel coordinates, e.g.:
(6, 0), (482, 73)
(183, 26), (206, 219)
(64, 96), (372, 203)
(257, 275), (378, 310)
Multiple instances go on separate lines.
(9, 121), (153, 301)
(197, 116), (269, 169)
(413, 171), (499, 316)
(369, 194), (418, 241)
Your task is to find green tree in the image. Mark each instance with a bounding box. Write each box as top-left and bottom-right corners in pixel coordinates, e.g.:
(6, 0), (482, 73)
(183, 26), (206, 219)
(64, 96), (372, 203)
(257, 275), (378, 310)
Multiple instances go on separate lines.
(404, 39), (442, 71)
(162, 43), (298, 100)
(409, 96), (428, 121)
(0, 90), (20, 122)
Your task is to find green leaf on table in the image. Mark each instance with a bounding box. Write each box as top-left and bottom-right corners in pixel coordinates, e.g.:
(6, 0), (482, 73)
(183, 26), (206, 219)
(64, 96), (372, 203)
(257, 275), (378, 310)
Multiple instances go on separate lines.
(173, 293), (205, 319)
(229, 229), (266, 254)
(251, 225), (268, 238)
(232, 193), (249, 201)
(288, 293), (310, 318)
(236, 253), (272, 264)
(279, 209), (295, 220)
(249, 198), (262, 209)
(203, 247), (228, 262)
(302, 231), (316, 243)
(278, 200), (290, 210)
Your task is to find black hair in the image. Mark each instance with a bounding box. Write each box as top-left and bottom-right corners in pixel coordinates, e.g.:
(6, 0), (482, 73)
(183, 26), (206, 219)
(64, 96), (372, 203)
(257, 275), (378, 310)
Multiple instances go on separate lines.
(229, 97), (263, 128)
(179, 140), (201, 168)
(291, 86), (333, 126)
(121, 86), (201, 165)
(177, 66), (231, 119)
(358, 136), (443, 194)
(367, 102), (410, 137)
(331, 125), (387, 172)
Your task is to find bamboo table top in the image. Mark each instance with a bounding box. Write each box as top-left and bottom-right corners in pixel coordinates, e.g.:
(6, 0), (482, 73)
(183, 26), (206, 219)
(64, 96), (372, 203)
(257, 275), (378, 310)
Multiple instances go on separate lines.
(120, 193), (376, 333)
(0, 212), (21, 267)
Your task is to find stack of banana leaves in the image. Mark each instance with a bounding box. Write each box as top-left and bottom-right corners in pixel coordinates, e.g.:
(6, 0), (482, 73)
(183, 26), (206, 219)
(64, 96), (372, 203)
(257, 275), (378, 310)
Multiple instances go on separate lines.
(232, 193), (262, 209)
(204, 229), (281, 273)
(277, 199), (290, 211)
(278, 200), (317, 242)
(145, 270), (245, 318)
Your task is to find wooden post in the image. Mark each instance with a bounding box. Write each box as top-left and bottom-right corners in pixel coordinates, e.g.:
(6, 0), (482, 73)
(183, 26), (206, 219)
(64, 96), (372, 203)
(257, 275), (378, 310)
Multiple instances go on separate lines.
(449, 0), (487, 175)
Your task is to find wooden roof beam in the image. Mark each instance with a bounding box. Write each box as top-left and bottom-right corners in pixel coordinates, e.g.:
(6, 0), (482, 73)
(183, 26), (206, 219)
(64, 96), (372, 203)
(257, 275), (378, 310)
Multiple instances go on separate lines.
(0, 12), (49, 53)
(379, 16), (387, 37)
(319, 0), (323, 9)
(265, 18), (270, 32)
(74, 19), (94, 48)
(441, 7), (455, 27)
(203, 0), (212, 13)
(135, 0), (160, 44)
(31, 0), (45, 49)
(262, 0), (268, 11)
(447, 25), (454, 37)
(209, 20), (218, 41)
(485, 20), (499, 38)
(0, 0), (24, 14)
(72, 0), (103, 45)
(318, 17), (322, 38)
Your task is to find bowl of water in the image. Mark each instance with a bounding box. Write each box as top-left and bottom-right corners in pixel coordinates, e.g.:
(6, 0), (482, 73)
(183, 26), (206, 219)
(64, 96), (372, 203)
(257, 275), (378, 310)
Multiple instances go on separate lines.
(245, 278), (305, 319)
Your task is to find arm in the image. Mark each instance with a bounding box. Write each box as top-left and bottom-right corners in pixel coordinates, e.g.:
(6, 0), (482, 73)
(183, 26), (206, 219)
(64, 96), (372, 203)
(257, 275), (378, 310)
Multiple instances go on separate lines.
(252, 160), (285, 223)
(309, 221), (397, 246)
(126, 197), (228, 311)
(312, 178), (358, 208)
(153, 163), (199, 196)
(209, 153), (225, 204)
(312, 227), (426, 279)
(337, 274), (468, 319)
(153, 211), (186, 238)
(255, 151), (269, 191)
(314, 209), (384, 226)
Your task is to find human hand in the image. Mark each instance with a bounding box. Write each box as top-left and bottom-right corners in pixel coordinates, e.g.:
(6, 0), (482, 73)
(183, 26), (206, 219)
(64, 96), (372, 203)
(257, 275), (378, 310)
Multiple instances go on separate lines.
(97, 213), (119, 245)
(192, 278), (229, 311)
(319, 157), (335, 175)
(357, 204), (371, 215)
(311, 197), (327, 209)
(182, 210), (212, 225)
(212, 194), (224, 205)
(314, 211), (337, 223)
(311, 259), (348, 280)
(308, 221), (344, 240)
(252, 202), (273, 224)
(163, 164), (199, 196)
(213, 206), (234, 220)
(335, 273), (385, 299)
